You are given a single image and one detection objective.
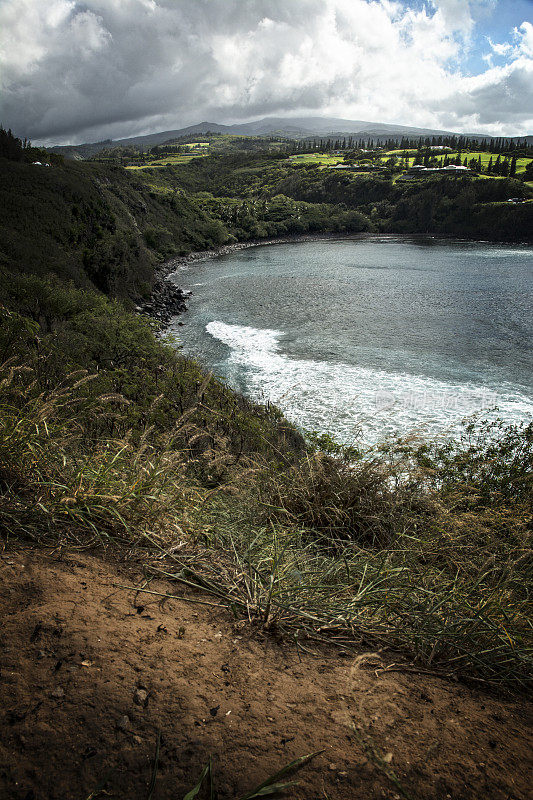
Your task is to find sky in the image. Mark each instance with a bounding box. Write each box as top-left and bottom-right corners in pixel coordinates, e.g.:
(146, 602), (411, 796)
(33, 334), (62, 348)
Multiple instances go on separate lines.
(0, 0), (532, 145)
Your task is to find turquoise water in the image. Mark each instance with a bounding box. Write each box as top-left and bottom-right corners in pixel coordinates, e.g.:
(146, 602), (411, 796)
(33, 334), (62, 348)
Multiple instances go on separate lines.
(168, 236), (533, 444)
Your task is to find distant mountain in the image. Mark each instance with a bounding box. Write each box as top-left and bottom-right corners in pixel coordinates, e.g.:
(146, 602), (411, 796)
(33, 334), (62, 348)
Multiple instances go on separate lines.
(48, 116), (532, 158)
(229, 116), (458, 137)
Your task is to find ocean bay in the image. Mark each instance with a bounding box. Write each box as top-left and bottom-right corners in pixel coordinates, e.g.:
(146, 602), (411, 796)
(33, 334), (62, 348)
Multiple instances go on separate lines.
(170, 235), (533, 444)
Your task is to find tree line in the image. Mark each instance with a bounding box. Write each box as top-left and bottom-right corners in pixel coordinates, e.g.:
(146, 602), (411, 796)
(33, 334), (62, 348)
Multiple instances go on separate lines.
(287, 133), (532, 157)
(0, 125), (63, 165)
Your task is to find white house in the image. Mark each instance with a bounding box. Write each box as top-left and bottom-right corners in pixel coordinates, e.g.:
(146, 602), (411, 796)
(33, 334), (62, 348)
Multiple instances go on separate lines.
(442, 164), (470, 172)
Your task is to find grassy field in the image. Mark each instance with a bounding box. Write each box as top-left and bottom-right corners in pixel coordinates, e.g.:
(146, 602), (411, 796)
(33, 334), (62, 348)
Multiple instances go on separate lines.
(287, 149), (532, 175)
(126, 152), (208, 170)
(127, 140), (532, 177)
(133, 150), (347, 172)
(182, 141), (210, 149)
(381, 150), (532, 173)
(288, 153), (345, 167)
(127, 135), (291, 170)
(382, 148), (420, 156)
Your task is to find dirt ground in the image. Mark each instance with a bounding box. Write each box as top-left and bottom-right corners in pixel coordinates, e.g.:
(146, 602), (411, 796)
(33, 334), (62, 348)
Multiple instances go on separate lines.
(1, 547), (531, 800)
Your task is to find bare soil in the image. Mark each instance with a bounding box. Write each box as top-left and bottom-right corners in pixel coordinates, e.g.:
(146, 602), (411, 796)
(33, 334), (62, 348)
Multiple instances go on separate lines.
(1, 547), (531, 800)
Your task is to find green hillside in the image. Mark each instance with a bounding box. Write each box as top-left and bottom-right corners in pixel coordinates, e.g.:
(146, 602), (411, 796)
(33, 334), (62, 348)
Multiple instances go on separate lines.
(1, 133), (532, 693)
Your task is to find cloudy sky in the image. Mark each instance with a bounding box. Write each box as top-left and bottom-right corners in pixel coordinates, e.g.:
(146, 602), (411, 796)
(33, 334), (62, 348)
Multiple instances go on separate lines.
(0, 0), (532, 145)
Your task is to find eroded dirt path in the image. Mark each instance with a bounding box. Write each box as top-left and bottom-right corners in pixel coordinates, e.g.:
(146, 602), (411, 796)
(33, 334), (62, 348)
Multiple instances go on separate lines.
(1, 548), (531, 799)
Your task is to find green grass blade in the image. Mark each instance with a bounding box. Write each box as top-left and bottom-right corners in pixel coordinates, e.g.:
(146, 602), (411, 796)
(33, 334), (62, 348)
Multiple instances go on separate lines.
(85, 773), (112, 800)
(239, 781), (300, 798)
(182, 761), (211, 800)
(146, 729), (161, 800)
(238, 751), (323, 800)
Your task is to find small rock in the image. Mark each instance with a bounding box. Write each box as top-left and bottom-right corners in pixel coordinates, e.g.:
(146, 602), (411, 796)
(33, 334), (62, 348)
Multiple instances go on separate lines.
(117, 715), (130, 732)
(134, 688), (149, 707)
(37, 650), (46, 659)
(383, 752), (393, 764)
(51, 687), (64, 699)
(328, 763), (337, 771)
(337, 771), (348, 779)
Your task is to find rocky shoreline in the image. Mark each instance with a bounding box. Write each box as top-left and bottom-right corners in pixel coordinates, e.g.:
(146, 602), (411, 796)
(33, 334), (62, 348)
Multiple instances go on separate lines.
(138, 230), (514, 325)
(137, 232), (365, 324)
(136, 278), (190, 324)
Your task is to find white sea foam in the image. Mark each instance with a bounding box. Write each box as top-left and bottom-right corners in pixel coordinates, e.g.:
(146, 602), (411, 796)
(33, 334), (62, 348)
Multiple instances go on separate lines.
(206, 320), (533, 445)
(477, 248), (532, 258)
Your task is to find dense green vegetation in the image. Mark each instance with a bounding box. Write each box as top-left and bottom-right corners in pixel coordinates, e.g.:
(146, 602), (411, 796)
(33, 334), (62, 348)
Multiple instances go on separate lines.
(95, 134), (293, 168)
(1, 131), (532, 693)
(0, 124), (64, 166)
(0, 152), (373, 301)
(3, 127), (529, 305)
(135, 149), (532, 242)
(88, 128), (533, 200)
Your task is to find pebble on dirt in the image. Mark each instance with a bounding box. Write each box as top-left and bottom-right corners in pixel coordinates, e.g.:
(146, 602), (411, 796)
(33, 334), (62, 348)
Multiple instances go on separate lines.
(133, 688), (149, 707)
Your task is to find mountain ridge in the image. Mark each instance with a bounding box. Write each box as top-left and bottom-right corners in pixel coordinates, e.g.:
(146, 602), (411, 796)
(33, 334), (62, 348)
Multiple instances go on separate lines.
(48, 115), (533, 158)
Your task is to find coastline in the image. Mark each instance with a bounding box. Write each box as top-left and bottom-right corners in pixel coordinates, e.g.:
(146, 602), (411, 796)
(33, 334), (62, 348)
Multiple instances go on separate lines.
(139, 230), (533, 324)
(138, 231), (368, 322)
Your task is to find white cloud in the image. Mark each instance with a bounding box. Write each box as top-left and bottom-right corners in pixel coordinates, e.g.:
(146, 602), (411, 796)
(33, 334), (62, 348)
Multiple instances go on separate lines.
(488, 20), (533, 60)
(488, 39), (513, 57)
(515, 20), (533, 57)
(0, 0), (531, 143)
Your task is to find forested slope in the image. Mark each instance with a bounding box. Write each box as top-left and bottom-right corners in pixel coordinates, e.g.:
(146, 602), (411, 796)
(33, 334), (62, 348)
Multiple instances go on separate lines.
(0, 156), (373, 301)
(157, 152), (533, 241)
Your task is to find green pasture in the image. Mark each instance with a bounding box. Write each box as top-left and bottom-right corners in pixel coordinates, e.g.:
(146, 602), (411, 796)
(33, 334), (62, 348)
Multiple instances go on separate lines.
(465, 152), (532, 173)
(381, 149), (532, 173)
(287, 153), (344, 167)
(382, 148), (419, 156)
(126, 152), (208, 170)
(289, 149), (532, 173)
(288, 149), (532, 174)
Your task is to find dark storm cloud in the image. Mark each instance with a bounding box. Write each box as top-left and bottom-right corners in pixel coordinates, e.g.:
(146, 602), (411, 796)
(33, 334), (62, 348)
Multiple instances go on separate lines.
(0, 0), (531, 144)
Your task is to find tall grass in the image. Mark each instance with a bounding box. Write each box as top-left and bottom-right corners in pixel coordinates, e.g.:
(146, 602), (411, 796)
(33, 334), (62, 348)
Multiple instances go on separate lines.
(1, 351), (531, 692)
(156, 429), (532, 691)
(0, 359), (199, 545)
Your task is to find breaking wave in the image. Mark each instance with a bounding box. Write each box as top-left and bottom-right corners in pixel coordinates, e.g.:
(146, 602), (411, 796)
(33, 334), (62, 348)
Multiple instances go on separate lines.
(206, 320), (533, 445)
